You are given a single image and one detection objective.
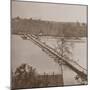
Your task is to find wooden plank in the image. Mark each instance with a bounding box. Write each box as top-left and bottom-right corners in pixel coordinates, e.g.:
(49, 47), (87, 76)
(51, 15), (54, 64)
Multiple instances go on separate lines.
(26, 34), (87, 80)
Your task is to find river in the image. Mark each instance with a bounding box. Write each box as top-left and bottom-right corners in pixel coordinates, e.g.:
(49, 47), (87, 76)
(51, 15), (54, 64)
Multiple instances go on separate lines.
(11, 35), (87, 85)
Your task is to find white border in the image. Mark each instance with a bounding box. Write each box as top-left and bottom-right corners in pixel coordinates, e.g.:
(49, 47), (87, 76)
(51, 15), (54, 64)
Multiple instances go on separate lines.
(0, 0), (89, 90)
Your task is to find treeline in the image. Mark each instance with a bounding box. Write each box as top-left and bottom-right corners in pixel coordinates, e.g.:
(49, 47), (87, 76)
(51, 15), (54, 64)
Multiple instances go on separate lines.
(11, 17), (87, 37)
(12, 64), (63, 89)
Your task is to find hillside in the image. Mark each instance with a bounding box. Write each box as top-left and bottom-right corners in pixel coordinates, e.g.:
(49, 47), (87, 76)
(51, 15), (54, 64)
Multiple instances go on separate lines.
(11, 17), (87, 37)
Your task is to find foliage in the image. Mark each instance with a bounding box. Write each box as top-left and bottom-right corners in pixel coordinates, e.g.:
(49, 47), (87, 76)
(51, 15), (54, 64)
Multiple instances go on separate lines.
(12, 64), (39, 89)
(12, 17), (87, 37)
(12, 64), (63, 89)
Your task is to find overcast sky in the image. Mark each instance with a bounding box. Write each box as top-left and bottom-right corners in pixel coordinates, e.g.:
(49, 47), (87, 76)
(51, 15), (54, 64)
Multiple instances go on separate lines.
(12, 1), (87, 23)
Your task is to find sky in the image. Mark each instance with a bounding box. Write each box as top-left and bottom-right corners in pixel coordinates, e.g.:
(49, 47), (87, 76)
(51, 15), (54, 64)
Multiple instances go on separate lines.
(12, 1), (87, 23)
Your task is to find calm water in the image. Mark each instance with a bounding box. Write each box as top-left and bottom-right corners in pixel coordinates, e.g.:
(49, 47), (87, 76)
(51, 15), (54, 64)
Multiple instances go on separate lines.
(40, 36), (87, 69)
(11, 35), (87, 85)
(11, 35), (60, 74)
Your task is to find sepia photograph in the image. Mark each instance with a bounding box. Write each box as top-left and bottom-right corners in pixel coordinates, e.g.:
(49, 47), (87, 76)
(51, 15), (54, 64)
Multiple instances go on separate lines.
(11, 0), (88, 89)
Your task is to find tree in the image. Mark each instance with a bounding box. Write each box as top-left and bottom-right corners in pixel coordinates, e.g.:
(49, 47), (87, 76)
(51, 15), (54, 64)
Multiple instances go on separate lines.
(12, 63), (38, 89)
(55, 38), (87, 84)
(54, 38), (73, 85)
(56, 38), (73, 59)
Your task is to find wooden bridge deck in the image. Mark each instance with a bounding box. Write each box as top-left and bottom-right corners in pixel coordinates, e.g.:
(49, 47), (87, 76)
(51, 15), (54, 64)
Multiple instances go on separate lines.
(25, 34), (87, 80)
